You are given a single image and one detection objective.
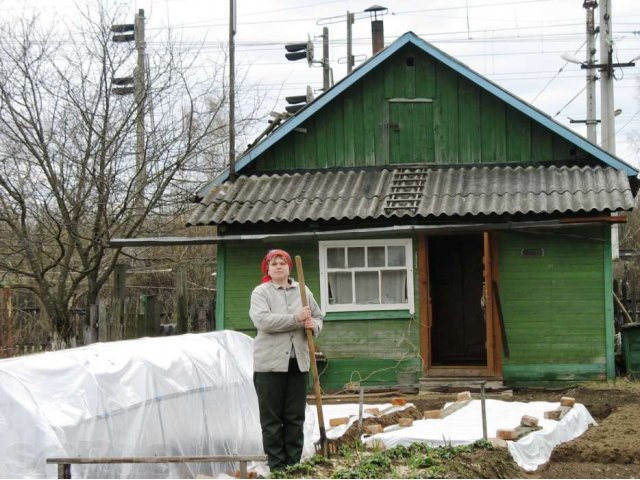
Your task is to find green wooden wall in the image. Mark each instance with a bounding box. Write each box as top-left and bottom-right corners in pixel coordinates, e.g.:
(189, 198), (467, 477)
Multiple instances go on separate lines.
(497, 226), (613, 386)
(254, 45), (586, 171)
(220, 226), (614, 389)
(221, 240), (422, 390)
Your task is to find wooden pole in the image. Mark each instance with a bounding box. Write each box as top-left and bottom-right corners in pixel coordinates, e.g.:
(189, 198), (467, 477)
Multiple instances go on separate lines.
(134, 9), (147, 212)
(346, 12), (354, 74)
(228, 0), (237, 180)
(613, 292), (634, 324)
(1, 287), (13, 357)
(294, 255), (328, 456)
(112, 264), (128, 340)
(175, 268), (188, 334)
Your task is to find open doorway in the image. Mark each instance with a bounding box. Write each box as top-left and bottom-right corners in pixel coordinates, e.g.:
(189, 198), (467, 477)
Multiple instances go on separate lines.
(428, 234), (486, 367)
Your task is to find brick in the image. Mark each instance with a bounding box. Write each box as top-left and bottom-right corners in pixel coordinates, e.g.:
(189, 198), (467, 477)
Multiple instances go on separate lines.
(497, 428), (516, 440)
(364, 407), (380, 416)
(544, 410), (561, 420)
(544, 406), (571, 421)
(365, 424), (384, 434)
(498, 425), (542, 441)
(329, 416), (349, 427)
(456, 391), (472, 401)
(232, 471), (257, 479)
(520, 415), (539, 427)
(391, 397), (407, 406)
(424, 409), (442, 419)
(398, 417), (414, 427)
(560, 396), (576, 407)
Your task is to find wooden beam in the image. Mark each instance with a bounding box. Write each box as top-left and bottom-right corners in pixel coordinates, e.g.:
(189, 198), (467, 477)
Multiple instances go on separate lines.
(560, 214), (627, 224)
(46, 455), (268, 464)
(483, 232), (495, 375)
(613, 292), (634, 324)
(418, 233), (431, 374)
(490, 233), (503, 377)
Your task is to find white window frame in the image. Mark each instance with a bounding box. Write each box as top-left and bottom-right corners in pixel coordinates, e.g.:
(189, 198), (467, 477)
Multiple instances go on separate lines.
(318, 239), (414, 313)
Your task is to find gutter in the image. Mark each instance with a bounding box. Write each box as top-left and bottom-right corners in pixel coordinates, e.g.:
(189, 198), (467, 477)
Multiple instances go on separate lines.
(108, 216), (624, 248)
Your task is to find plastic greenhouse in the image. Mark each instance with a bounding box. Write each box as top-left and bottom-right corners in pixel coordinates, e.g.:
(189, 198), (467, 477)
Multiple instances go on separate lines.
(0, 331), (263, 478)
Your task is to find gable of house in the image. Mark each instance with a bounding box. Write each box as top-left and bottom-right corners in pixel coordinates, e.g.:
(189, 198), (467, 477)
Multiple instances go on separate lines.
(254, 44), (590, 172)
(196, 32), (636, 201)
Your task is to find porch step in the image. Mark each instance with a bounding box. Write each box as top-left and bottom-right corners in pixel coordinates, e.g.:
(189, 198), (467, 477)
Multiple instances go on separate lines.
(419, 377), (507, 394)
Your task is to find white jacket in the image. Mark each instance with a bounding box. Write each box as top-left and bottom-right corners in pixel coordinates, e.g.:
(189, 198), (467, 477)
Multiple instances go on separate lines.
(249, 280), (324, 372)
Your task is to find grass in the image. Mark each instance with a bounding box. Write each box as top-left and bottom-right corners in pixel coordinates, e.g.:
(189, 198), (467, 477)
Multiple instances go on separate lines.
(268, 440), (496, 479)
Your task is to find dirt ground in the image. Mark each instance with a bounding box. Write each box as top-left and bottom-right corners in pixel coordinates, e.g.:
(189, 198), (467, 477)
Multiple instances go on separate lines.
(304, 380), (640, 479)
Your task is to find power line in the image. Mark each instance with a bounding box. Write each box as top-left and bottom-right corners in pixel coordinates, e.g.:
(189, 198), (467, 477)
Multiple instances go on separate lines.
(530, 41), (586, 104)
(391, 0), (551, 16)
(616, 110), (640, 134)
(554, 84), (588, 118)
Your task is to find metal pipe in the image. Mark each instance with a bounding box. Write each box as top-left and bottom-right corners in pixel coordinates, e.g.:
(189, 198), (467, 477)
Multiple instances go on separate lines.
(480, 382), (488, 440)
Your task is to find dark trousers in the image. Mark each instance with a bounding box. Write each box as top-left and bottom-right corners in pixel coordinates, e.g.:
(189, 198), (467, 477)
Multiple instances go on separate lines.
(254, 359), (309, 471)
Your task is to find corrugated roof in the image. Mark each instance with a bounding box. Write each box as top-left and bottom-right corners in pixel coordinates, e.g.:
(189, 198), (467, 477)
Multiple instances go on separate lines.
(187, 165), (634, 226)
(195, 32), (638, 198)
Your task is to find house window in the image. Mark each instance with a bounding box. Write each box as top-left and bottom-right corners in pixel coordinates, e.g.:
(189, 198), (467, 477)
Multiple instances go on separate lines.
(319, 239), (414, 313)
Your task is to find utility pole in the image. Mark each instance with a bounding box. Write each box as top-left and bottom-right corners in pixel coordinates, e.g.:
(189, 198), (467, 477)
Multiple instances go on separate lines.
(346, 12), (355, 74)
(599, 0), (615, 155)
(134, 9), (147, 209)
(322, 27), (331, 91)
(229, 0), (237, 181)
(584, 0), (598, 144)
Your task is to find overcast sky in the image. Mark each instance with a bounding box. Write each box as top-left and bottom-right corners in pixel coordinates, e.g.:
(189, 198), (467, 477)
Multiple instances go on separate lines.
(4, 0), (640, 165)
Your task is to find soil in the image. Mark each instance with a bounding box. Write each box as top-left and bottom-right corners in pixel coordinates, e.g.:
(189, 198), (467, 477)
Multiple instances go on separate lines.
(295, 380), (640, 479)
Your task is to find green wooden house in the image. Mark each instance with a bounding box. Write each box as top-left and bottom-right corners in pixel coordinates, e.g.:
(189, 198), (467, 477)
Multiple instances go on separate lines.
(188, 32), (638, 388)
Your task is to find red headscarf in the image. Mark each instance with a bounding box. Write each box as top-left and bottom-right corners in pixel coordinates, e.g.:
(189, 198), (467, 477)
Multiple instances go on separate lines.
(261, 249), (293, 283)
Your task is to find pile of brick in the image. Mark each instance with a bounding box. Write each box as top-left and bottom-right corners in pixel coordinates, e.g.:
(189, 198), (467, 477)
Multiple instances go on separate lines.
(336, 393), (579, 451)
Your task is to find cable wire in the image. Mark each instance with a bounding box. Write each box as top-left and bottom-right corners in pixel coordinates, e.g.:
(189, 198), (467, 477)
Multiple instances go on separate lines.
(531, 40), (586, 104)
(554, 84), (588, 117)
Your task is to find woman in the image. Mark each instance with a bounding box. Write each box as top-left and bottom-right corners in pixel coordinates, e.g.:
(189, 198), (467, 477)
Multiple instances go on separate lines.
(249, 249), (323, 472)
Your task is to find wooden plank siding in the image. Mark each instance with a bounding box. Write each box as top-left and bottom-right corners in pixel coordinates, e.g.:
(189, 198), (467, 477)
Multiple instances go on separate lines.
(497, 226), (610, 385)
(254, 45), (586, 171)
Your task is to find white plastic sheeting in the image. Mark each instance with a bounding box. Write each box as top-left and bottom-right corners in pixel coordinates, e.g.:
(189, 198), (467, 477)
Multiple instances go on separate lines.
(0, 331), (263, 479)
(312, 400), (596, 471)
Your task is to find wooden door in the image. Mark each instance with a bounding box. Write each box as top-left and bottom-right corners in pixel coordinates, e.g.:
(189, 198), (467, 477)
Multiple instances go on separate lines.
(387, 100), (434, 164)
(420, 233), (501, 377)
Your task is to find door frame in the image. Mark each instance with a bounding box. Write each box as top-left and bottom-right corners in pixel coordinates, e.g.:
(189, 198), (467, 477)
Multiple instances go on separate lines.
(419, 232), (503, 378)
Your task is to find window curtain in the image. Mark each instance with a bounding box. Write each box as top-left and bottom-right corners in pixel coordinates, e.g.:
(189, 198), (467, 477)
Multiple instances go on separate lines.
(381, 271), (407, 303)
(328, 272), (352, 304)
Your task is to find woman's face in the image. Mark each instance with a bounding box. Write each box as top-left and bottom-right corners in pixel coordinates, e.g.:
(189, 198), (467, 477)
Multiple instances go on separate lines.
(268, 256), (290, 283)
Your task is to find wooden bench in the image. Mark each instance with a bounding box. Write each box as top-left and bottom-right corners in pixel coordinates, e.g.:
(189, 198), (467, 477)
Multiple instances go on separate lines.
(46, 454), (267, 479)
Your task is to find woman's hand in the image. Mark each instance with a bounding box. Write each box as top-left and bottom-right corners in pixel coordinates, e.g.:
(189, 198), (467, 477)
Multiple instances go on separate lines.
(296, 306), (311, 323)
(303, 317), (316, 330)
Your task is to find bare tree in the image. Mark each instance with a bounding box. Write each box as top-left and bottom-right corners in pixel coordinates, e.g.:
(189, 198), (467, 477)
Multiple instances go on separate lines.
(0, 3), (249, 345)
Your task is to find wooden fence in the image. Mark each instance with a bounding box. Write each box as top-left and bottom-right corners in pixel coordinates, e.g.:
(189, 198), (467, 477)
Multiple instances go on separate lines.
(0, 270), (215, 359)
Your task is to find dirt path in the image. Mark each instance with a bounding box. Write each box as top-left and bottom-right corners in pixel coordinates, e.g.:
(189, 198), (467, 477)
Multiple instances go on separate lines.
(537, 386), (640, 478)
